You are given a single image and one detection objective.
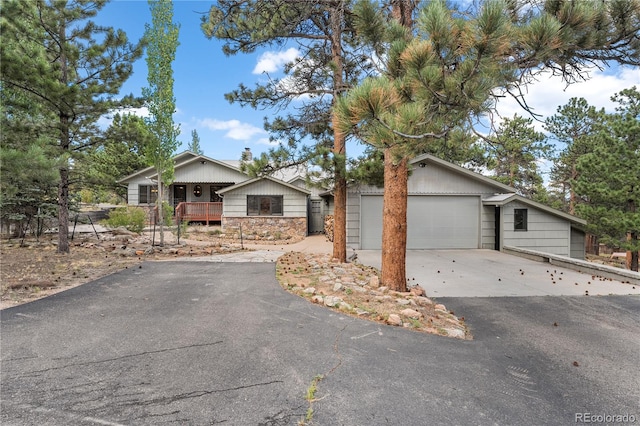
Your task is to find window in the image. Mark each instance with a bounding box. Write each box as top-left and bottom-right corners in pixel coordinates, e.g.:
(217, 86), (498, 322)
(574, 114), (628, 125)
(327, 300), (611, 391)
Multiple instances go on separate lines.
(193, 185), (202, 197)
(514, 208), (528, 231)
(139, 185), (157, 204)
(247, 195), (283, 216)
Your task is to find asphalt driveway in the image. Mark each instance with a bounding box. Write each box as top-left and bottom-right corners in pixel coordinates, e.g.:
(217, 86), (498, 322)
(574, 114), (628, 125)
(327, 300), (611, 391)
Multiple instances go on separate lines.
(2, 261), (639, 425)
(356, 249), (640, 297)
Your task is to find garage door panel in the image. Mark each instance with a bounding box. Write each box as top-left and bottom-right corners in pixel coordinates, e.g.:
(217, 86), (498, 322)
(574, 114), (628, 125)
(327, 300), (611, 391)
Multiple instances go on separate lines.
(361, 195), (479, 249)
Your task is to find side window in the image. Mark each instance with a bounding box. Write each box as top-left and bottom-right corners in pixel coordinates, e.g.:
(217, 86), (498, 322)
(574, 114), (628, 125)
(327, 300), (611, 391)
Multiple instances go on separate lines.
(247, 195), (283, 216)
(514, 208), (528, 231)
(139, 185), (158, 204)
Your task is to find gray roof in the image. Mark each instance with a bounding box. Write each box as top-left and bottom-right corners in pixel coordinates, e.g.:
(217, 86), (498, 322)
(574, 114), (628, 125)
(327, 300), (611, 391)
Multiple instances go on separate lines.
(483, 193), (517, 203)
(482, 193), (586, 225)
(410, 154), (516, 193)
(218, 160), (307, 183)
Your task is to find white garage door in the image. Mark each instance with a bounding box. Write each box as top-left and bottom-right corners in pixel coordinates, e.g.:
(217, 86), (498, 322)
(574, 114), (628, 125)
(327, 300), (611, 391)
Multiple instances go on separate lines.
(360, 195), (480, 249)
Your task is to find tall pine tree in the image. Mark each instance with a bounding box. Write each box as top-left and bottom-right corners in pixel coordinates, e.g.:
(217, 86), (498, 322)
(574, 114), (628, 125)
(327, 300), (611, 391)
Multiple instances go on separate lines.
(188, 129), (203, 155)
(202, 0), (371, 262)
(545, 98), (604, 214)
(81, 114), (151, 201)
(485, 114), (552, 199)
(337, 0), (640, 291)
(1, 0), (144, 252)
(575, 87), (640, 271)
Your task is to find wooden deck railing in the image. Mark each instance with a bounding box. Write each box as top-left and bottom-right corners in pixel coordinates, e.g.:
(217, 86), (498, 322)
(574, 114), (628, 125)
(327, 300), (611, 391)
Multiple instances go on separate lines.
(175, 202), (223, 225)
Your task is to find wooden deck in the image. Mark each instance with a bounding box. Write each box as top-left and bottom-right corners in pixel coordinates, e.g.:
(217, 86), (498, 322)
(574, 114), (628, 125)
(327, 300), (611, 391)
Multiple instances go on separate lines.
(175, 202), (222, 225)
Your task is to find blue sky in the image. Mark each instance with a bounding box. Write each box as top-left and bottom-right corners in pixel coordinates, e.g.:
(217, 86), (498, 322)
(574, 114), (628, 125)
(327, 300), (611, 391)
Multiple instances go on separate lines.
(98, 0), (280, 161)
(97, 1), (639, 162)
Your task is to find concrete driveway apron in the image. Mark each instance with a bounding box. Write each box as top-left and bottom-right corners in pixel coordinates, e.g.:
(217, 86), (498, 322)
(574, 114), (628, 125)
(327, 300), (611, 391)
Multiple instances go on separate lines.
(355, 249), (640, 297)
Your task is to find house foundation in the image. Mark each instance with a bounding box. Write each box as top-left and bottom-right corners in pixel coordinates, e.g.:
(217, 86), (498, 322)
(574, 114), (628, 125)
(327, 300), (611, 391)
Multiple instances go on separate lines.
(222, 217), (307, 241)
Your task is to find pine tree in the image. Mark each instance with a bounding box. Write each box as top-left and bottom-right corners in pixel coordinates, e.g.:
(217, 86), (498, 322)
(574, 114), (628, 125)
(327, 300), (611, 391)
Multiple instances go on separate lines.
(81, 114), (151, 201)
(202, 0), (369, 262)
(485, 114), (552, 199)
(337, 0), (640, 291)
(143, 0), (180, 247)
(189, 129), (204, 155)
(545, 98), (604, 214)
(574, 87), (640, 271)
(0, 0), (144, 252)
(337, 0), (513, 289)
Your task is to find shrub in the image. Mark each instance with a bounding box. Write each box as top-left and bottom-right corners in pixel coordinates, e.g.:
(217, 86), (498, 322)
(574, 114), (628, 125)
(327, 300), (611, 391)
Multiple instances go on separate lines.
(179, 219), (189, 237)
(104, 207), (146, 233)
(79, 189), (95, 204)
(162, 201), (174, 226)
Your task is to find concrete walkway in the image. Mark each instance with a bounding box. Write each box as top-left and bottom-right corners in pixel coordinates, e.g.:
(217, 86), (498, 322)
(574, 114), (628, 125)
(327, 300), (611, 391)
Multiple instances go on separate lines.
(179, 234), (334, 262)
(166, 234), (639, 298)
(239, 234), (334, 254)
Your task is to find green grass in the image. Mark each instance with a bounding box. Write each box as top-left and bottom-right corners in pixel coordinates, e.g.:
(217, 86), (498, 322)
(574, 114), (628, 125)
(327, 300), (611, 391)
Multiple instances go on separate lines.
(299, 374), (324, 425)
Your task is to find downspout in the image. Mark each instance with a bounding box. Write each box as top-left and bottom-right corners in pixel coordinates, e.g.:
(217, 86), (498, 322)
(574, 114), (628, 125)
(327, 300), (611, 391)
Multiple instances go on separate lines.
(494, 206), (501, 251)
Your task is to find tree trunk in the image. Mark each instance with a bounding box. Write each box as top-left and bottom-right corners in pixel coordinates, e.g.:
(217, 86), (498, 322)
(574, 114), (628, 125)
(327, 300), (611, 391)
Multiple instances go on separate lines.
(627, 232), (638, 272)
(332, 137), (347, 263)
(57, 164), (70, 254)
(627, 200), (638, 271)
(569, 165), (577, 215)
(57, 22), (70, 254)
(157, 172), (164, 246)
(381, 149), (408, 291)
(330, 4), (347, 263)
(379, 0), (416, 290)
(390, 0), (415, 26)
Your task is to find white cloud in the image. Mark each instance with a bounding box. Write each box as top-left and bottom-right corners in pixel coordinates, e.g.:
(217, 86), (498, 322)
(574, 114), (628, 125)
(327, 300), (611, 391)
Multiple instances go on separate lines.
(253, 47), (300, 74)
(120, 106), (151, 118)
(97, 106), (150, 128)
(256, 137), (278, 146)
(197, 118), (265, 140)
(494, 66), (640, 131)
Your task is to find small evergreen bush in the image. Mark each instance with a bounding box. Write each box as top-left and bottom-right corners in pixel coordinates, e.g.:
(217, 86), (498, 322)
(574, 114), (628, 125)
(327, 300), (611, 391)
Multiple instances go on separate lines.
(162, 201), (174, 226)
(104, 207), (146, 233)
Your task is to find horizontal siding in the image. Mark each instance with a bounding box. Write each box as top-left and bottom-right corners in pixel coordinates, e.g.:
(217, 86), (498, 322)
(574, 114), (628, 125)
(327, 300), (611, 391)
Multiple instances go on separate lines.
(173, 161), (247, 183)
(222, 194), (306, 217)
(324, 198), (335, 215)
(481, 205), (495, 250)
(283, 194), (307, 216)
(503, 201), (570, 256)
(570, 228), (586, 259)
(127, 176), (154, 205)
(351, 184), (384, 195)
(221, 180), (307, 218)
(235, 180), (305, 196)
(408, 162), (503, 195)
(346, 191), (360, 248)
(222, 194), (248, 216)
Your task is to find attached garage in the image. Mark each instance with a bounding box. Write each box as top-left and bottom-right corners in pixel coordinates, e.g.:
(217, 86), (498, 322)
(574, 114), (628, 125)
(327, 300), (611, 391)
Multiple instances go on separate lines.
(348, 154), (586, 258)
(360, 195), (480, 250)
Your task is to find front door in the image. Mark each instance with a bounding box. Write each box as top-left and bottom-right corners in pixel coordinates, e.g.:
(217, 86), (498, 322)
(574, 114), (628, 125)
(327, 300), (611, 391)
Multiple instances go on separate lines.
(173, 185), (186, 207)
(309, 200), (324, 233)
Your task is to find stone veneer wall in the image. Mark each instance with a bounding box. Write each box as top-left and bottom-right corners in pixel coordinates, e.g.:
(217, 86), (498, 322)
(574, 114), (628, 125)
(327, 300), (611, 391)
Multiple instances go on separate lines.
(222, 216), (307, 241)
